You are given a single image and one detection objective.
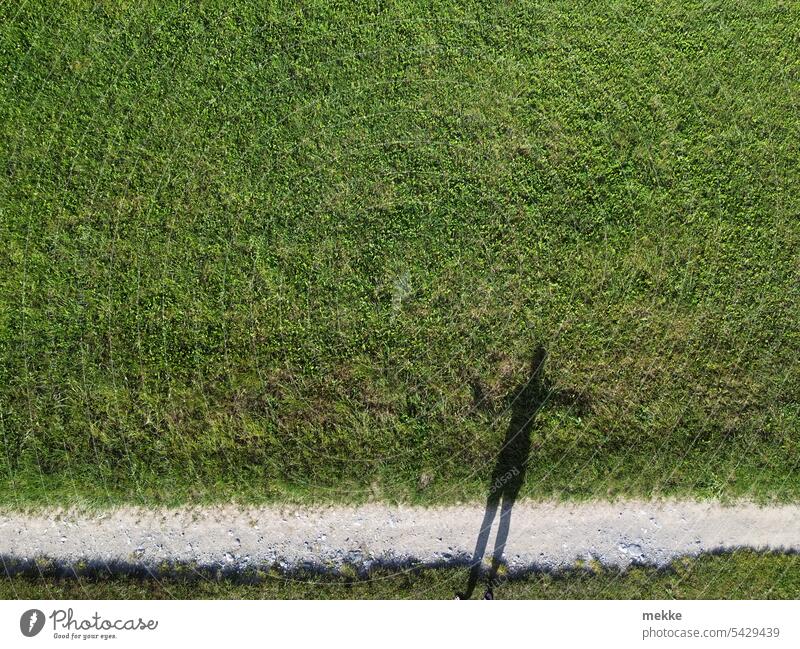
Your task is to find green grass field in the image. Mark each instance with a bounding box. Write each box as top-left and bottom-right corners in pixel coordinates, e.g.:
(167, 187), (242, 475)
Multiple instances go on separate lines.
(2, 552), (798, 599)
(1, 0), (798, 507)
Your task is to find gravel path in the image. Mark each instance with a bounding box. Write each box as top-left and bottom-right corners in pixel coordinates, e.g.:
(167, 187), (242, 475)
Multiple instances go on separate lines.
(2, 500), (798, 573)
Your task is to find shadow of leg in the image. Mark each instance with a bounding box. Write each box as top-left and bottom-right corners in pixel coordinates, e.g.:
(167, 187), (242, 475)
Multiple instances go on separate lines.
(487, 493), (515, 594)
(459, 497), (499, 599)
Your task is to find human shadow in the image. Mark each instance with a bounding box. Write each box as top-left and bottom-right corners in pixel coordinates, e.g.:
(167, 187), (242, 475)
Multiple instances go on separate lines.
(458, 345), (586, 599)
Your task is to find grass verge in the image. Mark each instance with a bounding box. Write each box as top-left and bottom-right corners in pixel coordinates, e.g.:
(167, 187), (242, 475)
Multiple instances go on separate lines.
(2, 552), (798, 599)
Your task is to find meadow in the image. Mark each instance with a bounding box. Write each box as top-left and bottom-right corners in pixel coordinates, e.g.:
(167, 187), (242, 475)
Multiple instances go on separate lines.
(1, 0), (798, 506)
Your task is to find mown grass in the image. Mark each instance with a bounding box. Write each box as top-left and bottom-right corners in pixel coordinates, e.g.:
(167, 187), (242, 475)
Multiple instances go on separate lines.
(1, 0), (798, 506)
(2, 552), (799, 599)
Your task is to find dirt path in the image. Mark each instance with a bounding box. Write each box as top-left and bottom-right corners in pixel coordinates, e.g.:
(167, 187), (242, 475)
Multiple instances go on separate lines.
(2, 500), (798, 572)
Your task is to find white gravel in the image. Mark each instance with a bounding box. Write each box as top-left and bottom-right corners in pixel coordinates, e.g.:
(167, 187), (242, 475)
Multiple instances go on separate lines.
(1, 500), (798, 572)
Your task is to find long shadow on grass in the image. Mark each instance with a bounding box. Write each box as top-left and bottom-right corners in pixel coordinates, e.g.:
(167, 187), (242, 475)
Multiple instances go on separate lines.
(458, 345), (588, 599)
(0, 548), (792, 592)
